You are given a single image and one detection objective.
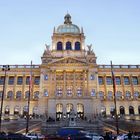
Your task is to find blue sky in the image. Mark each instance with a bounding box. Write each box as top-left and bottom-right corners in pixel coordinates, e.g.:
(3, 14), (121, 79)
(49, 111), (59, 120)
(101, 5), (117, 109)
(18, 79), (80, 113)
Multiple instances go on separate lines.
(0, 0), (140, 65)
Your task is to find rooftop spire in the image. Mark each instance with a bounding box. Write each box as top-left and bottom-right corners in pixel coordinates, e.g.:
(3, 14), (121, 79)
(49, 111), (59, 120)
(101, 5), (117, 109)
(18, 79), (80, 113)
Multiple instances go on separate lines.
(64, 13), (72, 24)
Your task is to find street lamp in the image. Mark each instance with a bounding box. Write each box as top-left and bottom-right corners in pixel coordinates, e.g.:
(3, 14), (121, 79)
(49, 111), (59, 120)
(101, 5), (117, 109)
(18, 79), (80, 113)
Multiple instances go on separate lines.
(111, 61), (119, 135)
(0, 65), (10, 132)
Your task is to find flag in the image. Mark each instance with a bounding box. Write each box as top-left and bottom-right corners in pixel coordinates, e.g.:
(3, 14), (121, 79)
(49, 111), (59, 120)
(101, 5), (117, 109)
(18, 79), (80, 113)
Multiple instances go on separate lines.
(29, 61), (33, 92)
(111, 61), (116, 97)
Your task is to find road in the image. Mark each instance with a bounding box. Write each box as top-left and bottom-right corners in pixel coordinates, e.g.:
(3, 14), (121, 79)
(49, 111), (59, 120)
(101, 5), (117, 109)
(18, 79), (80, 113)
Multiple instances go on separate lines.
(1, 119), (42, 133)
(1, 118), (140, 135)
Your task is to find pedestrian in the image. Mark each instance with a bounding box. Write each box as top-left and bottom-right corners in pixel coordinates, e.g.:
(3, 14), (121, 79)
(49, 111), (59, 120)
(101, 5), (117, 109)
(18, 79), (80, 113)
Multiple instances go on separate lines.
(128, 131), (132, 140)
(109, 131), (113, 140)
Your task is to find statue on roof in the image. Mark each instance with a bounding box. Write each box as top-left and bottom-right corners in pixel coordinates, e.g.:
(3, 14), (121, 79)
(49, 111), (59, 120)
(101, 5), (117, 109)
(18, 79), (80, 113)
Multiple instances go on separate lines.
(87, 44), (95, 55)
(43, 44), (51, 56)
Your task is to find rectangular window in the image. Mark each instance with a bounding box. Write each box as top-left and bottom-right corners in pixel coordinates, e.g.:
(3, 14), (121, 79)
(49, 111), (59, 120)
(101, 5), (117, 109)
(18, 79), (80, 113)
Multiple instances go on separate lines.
(98, 76), (104, 85)
(26, 76), (30, 85)
(106, 77), (112, 85)
(34, 76), (40, 85)
(115, 77), (121, 85)
(8, 76), (14, 85)
(0, 76), (5, 85)
(124, 76), (130, 85)
(132, 76), (138, 85)
(17, 76), (23, 85)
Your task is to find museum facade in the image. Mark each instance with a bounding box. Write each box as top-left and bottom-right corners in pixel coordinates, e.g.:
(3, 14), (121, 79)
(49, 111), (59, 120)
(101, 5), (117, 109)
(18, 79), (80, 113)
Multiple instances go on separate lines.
(0, 14), (140, 120)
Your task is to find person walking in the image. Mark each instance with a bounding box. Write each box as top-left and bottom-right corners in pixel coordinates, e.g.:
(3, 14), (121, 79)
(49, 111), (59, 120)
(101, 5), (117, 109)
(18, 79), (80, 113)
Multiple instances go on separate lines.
(128, 131), (132, 140)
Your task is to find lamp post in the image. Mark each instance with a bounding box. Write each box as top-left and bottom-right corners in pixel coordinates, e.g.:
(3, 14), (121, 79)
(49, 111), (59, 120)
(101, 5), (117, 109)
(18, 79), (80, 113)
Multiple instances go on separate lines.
(26, 61), (32, 134)
(0, 65), (10, 132)
(111, 61), (119, 135)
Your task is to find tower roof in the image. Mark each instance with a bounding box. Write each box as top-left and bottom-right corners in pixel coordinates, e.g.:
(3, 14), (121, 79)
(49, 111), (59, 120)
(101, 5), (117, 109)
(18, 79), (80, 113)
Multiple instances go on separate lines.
(56, 14), (80, 34)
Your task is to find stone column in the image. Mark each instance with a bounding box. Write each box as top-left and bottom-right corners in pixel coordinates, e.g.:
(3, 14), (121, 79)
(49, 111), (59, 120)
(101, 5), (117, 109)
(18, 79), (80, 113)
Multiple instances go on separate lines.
(121, 74), (125, 99)
(103, 74), (107, 100)
(130, 74), (134, 99)
(63, 70), (66, 97)
(73, 70), (76, 97)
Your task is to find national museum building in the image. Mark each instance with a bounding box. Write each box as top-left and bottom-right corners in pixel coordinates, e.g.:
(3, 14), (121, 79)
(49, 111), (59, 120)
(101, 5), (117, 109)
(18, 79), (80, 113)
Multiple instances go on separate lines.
(0, 14), (140, 120)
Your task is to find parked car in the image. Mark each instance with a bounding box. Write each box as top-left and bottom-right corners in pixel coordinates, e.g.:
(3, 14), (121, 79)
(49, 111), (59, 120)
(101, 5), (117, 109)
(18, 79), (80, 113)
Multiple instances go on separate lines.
(7, 133), (31, 140)
(25, 132), (45, 140)
(117, 133), (140, 140)
(81, 131), (104, 140)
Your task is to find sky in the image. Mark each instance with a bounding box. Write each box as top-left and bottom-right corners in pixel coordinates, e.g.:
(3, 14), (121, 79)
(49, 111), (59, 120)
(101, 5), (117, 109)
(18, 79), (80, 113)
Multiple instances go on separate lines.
(0, 0), (140, 65)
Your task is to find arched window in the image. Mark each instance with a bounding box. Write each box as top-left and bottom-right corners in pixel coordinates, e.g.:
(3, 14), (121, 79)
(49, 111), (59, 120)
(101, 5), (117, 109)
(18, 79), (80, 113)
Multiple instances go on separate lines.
(34, 91), (39, 100)
(66, 41), (72, 50)
(7, 91), (13, 100)
(75, 42), (80, 50)
(120, 106), (125, 115)
(16, 91), (22, 100)
(116, 91), (122, 100)
(25, 91), (29, 99)
(98, 91), (104, 100)
(57, 42), (63, 50)
(126, 91), (131, 99)
(134, 91), (140, 99)
(67, 87), (72, 96)
(108, 91), (113, 100)
(56, 87), (63, 96)
(44, 90), (48, 97)
(129, 106), (134, 115)
(91, 89), (96, 97)
(77, 87), (82, 96)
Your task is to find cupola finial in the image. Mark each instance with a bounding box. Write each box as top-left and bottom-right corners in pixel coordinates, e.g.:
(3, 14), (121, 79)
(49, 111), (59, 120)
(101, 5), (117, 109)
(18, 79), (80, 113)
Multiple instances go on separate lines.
(64, 13), (72, 24)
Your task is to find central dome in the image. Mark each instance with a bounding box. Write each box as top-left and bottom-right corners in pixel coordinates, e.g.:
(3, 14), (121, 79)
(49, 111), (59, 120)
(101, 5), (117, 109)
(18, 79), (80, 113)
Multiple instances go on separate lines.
(56, 14), (80, 34)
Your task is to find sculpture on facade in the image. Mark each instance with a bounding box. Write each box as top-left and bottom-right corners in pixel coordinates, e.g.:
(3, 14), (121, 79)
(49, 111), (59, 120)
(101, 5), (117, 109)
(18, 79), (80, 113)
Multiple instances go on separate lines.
(87, 44), (95, 55)
(43, 44), (51, 56)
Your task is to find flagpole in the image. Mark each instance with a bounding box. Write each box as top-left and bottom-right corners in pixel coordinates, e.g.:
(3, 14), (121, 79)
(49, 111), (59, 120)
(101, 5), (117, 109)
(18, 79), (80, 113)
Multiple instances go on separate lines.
(111, 61), (119, 135)
(26, 61), (32, 134)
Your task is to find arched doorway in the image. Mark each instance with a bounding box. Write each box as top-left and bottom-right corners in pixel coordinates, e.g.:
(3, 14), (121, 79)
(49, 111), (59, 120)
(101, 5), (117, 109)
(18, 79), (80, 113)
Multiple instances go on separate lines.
(14, 106), (20, 115)
(120, 106), (125, 115)
(5, 105), (10, 115)
(23, 106), (28, 117)
(77, 103), (84, 119)
(33, 106), (38, 118)
(101, 106), (106, 117)
(110, 106), (115, 117)
(66, 103), (73, 118)
(56, 104), (63, 120)
(129, 106), (134, 115)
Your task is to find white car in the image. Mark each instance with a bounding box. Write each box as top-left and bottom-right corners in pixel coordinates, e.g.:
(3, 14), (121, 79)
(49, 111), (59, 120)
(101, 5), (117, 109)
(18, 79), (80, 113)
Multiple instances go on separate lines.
(117, 134), (128, 140)
(25, 133), (45, 140)
(85, 132), (104, 140)
(117, 133), (140, 140)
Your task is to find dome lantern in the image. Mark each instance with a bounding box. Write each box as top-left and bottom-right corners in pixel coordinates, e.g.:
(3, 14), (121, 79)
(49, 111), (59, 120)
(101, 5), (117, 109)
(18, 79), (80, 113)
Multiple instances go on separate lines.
(64, 13), (72, 24)
(56, 14), (81, 34)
